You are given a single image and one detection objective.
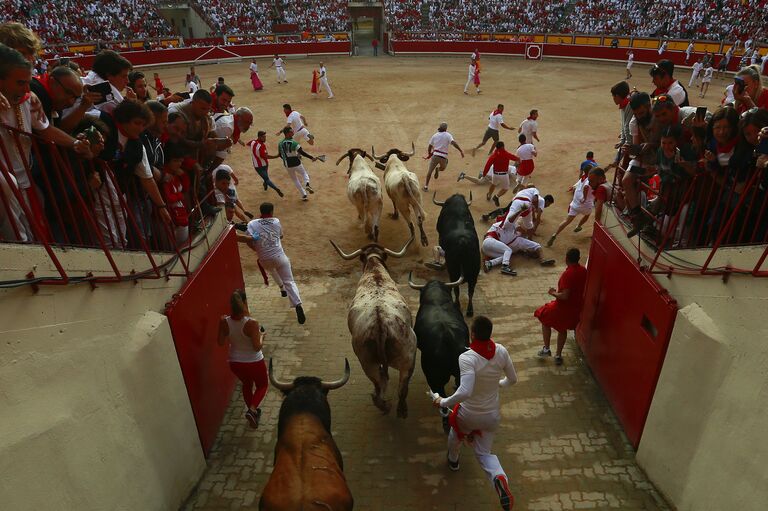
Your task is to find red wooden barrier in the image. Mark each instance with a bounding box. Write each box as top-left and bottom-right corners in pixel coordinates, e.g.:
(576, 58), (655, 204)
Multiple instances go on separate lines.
(166, 227), (243, 455)
(577, 223), (678, 448)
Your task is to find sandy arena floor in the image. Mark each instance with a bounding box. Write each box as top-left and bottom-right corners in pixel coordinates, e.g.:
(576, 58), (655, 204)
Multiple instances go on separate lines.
(169, 55), (725, 510)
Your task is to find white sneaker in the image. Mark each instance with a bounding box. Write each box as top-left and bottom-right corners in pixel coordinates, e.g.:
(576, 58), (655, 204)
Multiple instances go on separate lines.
(537, 347), (552, 358)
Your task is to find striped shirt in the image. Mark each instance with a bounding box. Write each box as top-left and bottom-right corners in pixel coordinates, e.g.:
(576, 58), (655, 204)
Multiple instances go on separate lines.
(250, 140), (269, 168)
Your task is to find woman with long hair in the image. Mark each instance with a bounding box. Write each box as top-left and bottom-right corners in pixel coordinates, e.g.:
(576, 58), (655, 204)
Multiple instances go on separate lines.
(733, 65), (768, 114)
(218, 289), (268, 428)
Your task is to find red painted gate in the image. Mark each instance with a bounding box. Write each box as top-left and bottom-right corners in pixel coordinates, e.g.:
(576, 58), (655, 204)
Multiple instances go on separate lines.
(577, 224), (678, 448)
(166, 227), (243, 455)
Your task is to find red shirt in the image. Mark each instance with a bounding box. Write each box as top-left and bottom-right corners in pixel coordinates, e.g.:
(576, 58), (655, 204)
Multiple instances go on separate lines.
(592, 183), (610, 203)
(558, 263), (588, 314)
(483, 148), (519, 176)
(154, 77), (164, 94)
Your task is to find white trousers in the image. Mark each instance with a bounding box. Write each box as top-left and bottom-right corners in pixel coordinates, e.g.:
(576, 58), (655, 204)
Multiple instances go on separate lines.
(464, 73), (477, 92)
(260, 253), (302, 307)
(295, 126), (314, 143)
(320, 76), (333, 97)
(276, 67), (286, 82)
(689, 70), (700, 87)
(491, 172), (510, 190)
(482, 236), (540, 267)
(447, 408), (506, 483)
(285, 164), (310, 196)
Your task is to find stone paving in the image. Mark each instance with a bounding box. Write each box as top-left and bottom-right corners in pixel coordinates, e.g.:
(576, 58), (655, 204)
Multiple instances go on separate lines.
(183, 260), (670, 511)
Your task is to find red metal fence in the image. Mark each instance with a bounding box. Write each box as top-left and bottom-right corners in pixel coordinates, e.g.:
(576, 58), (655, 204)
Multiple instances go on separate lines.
(0, 124), (207, 286)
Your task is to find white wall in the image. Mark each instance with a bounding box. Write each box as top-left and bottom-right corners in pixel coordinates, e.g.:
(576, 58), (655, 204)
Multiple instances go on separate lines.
(601, 208), (768, 511)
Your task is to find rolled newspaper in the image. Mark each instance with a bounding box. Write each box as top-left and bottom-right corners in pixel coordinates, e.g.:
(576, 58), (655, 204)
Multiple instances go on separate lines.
(316, 154), (327, 162)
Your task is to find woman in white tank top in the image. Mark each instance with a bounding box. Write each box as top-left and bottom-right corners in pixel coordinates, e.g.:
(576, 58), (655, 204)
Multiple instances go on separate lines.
(218, 289), (267, 429)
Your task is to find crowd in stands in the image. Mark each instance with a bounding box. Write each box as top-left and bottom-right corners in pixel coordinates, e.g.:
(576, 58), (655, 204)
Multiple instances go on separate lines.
(0, 22), (257, 251)
(191, 0), (273, 36)
(276, 0), (349, 33)
(0, 0), (172, 44)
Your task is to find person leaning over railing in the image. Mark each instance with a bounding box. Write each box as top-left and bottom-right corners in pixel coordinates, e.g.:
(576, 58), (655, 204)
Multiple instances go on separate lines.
(0, 44), (91, 243)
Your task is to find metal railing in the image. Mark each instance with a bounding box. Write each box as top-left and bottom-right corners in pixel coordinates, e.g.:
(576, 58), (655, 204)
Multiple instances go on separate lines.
(0, 124), (215, 287)
(608, 165), (768, 277)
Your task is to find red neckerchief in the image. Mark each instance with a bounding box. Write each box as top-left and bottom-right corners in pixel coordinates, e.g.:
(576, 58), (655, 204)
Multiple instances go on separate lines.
(285, 109), (292, 118)
(15, 91), (32, 105)
(618, 96), (630, 109)
(469, 338), (496, 360)
(160, 132), (170, 144)
(716, 137), (738, 154)
(260, 214), (273, 218)
(491, 109), (502, 116)
(527, 116), (535, 120)
(210, 93), (221, 113)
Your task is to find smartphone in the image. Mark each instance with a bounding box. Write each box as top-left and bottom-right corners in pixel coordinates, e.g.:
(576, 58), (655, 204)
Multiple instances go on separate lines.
(87, 81), (113, 104)
(734, 76), (746, 94)
(696, 106), (707, 120)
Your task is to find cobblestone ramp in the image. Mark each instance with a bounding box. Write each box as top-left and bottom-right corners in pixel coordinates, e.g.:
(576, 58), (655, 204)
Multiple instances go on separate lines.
(184, 265), (670, 511)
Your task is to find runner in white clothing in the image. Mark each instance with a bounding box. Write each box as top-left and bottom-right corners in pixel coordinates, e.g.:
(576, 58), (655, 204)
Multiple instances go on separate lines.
(482, 218), (555, 275)
(464, 59), (480, 95)
(425, 122), (464, 190)
(518, 109), (540, 144)
(689, 58), (703, 89)
(279, 103), (314, 145)
(270, 54), (287, 83)
(237, 202), (306, 324)
(318, 62), (334, 99)
(470, 104), (515, 156)
(546, 175), (596, 247)
(626, 51), (634, 79)
(433, 316), (516, 511)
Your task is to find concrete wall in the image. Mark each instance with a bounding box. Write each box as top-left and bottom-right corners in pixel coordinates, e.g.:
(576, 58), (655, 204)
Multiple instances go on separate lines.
(0, 217), (230, 510)
(159, 6), (213, 39)
(601, 208), (768, 511)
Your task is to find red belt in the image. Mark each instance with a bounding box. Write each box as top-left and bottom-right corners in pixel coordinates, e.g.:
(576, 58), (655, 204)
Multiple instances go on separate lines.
(485, 231), (500, 240)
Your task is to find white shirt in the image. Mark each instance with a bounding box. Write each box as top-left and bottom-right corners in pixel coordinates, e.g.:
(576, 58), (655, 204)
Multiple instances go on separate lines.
(213, 114), (235, 159)
(273, 57), (284, 68)
(702, 67), (714, 81)
(116, 131), (153, 180)
(319, 65), (328, 79)
(666, 80), (687, 107)
(570, 177), (595, 210)
(487, 220), (519, 245)
(628, 52), (634, 64)
(517, 143), (536, 160)
(503, 187), (540, 228)
(686, 43), (694, 55)
(249, 62), (258, 73)
(468, 63), (477, 77)
(488, 111), (504, 130)
(188, 81), (199, 93)
(519, 118), (538, 143)
(692, 61), (703, 74)
(440, 345), (517, 415)
(0, 97), (50, 188)
(249, 140), (269, 168)
(429, 131), (454, 157)
(724, 84), (735, 105)
(246, 217), (285, 260)
(286, 110), (304, 131)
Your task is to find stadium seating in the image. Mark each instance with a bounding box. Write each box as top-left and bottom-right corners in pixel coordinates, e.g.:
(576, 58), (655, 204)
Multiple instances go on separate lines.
(0, 0), (172, 44)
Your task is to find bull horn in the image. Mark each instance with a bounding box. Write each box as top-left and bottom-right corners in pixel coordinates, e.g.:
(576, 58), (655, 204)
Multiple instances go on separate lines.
(432, 191), (445, 207)
(362, 151), (374, 161)
(268, 358), (295, 392)
(406, 141), (416, 156)
(466, 190), (472, 207)
(335, 152), (349, 166)
(383, 235), (414, 258)
(407, 271), (426, 290)
(444, 273), (465, 288)
(320, 358), (351, 391)
(329, 239), (362, 260)
(371, 145), (385, 160)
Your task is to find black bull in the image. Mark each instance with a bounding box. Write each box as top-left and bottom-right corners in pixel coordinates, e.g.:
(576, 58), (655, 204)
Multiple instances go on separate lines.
(260, 360), (353, 511)
(433, 192), (480, 317)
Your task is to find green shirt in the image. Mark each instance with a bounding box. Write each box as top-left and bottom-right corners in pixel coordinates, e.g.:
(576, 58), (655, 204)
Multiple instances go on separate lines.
(278, 138), (302, 167)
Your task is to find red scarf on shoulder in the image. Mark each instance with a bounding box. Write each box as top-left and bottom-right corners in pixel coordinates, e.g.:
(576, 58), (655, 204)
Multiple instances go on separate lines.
(469, 338), (496, 360)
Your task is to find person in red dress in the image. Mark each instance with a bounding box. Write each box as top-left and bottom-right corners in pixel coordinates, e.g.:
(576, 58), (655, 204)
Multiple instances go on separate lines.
(534, 247), (588, 365)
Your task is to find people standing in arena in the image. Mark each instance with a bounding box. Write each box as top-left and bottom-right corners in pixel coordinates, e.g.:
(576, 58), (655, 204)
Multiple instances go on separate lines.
(237, 202), (307, 324)
(699, 64), (714, 98)
(270, 54), (287, 83)
(689, 57), (703, 89)
(249, 58), (263, 91)
(626, 50), (634, 79)
(218, 289), (269, 428)
(434, 315), (517, 511)
(424, 122), (464, 191)
(464, 57), (480, 95)
(518, 109), (540, 144)
(470, 104), (515, 156)
(318, 61), (334, 99)
(535, 248), (588, 365)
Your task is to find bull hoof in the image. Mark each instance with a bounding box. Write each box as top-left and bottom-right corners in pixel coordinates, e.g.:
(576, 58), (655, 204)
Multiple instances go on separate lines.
(389, 212), (399, 219)
(397, 402), (408, 419)
(372, 395), (391, 414)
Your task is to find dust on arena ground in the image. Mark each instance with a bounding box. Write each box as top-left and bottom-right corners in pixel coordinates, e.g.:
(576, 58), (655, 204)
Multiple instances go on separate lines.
(173, 55), (721, 510)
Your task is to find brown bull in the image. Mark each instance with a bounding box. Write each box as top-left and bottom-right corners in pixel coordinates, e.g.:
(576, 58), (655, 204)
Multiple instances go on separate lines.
(259, 359), (353, 511)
